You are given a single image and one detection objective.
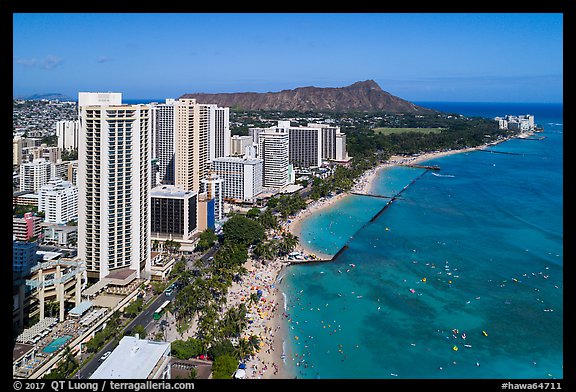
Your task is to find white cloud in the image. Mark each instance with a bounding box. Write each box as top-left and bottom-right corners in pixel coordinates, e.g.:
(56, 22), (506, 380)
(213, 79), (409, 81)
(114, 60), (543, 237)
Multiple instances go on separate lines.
(15, 58), (38, 67)
(96, 56), (114, 63)
(42, 55), (63, 70)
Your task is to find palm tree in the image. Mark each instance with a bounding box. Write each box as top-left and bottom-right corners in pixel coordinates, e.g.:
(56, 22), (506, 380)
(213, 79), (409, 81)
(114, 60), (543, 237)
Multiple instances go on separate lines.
(277, 233), (299, 256)
(247, 335), (260, 353)
(253, 241), (276, 261)
(235, 338), (254, 360)
(248, 293), (259, 307)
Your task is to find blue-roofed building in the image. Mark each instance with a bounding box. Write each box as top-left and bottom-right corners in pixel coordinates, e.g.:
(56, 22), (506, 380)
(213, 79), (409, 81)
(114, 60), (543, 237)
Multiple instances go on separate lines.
(13, 239), (39, 278)
(68, 301), (93, 318)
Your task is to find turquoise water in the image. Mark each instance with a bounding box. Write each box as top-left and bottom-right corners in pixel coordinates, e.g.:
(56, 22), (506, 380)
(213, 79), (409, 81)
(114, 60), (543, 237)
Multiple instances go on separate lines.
(42, 335), (72, 353)
(279, 103), (563, 379)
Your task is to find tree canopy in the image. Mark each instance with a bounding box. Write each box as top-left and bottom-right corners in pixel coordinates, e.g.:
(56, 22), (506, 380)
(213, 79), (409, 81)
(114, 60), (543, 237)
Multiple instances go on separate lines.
(222, 214), (265, 246)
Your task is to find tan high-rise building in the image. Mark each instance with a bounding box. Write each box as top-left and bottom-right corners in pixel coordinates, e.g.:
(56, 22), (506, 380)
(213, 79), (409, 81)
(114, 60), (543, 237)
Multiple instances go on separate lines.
(78, 92), (151, 280)
(174, 98), (211, 193)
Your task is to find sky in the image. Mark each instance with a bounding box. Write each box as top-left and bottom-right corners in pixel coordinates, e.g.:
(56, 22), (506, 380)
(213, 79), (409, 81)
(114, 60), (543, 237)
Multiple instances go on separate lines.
(12, 13), (564, 103)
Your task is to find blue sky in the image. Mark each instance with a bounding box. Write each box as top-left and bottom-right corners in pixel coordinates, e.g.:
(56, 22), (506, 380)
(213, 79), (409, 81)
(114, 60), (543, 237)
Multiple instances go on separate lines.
(13, 13), (563, 102)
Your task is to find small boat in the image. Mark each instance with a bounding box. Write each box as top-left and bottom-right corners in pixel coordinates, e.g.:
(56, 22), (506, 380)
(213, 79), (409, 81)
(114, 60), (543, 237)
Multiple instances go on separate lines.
(349, 263), (356, 268)
(461, 333), (466, 340)
(464, 344), (472, 348)
(409, 288), (416, 293)
(452, 345), (458, 351)
(482, 330), (488, 337)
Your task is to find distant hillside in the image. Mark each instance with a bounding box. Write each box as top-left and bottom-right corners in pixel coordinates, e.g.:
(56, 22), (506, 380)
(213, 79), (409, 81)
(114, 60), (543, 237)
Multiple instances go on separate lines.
(179, 80), (436, 113)
(20, 93), (75, 101)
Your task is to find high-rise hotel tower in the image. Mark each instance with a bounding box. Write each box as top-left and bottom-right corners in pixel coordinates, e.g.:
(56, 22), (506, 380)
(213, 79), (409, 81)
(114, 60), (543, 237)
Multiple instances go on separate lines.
(78, 92), (151, 280)
(174, 98), (211, 193)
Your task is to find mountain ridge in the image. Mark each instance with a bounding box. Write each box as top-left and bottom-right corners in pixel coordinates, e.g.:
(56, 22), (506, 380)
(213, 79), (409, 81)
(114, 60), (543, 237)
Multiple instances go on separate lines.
(15, 93), (76, 101)
(180, 80), (436, 113)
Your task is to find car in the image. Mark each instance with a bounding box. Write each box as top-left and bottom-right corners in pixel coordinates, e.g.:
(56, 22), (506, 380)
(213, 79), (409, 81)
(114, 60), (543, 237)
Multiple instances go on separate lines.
(100, 351), (111, 361)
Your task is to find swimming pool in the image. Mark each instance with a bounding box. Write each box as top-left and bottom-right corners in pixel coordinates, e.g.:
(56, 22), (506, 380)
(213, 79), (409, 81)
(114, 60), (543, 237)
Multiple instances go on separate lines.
(42, 335), (72, 353)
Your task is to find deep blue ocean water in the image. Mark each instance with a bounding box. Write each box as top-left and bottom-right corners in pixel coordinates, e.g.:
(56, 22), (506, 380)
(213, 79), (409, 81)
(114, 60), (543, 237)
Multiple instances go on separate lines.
(279, 102), (563, 379)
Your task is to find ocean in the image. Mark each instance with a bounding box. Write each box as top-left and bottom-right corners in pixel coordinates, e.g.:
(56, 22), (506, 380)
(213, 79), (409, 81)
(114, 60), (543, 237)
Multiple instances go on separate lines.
(278, 102), (563, 380)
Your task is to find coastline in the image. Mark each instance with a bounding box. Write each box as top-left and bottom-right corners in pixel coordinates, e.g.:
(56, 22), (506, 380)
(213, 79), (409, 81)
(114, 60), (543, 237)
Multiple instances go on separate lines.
(224, 257), (292, 379)
(227, 128), (534, 379)
(286, 145), (486, 258)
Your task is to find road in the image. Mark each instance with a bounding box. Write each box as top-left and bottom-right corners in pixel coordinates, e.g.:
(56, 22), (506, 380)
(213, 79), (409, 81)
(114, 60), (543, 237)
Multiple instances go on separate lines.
(77, 246), (219, 379)
(78, 291), (170, 379)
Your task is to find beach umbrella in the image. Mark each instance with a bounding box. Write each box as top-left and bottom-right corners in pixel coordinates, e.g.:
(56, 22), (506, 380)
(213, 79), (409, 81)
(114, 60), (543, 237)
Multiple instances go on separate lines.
(239, 363), (246, 369)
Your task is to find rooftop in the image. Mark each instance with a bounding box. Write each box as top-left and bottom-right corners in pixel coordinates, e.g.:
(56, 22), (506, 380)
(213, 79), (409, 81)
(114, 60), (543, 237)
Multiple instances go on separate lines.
(90, 336), (170, 379)
(213, 156), (262, 165)
(68, 301), (93, 317)
(151, 185), (197, 199)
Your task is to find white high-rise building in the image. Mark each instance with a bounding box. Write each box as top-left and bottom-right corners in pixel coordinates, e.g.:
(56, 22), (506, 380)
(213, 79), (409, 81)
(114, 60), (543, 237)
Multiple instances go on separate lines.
(150, 99), (176, 185)
(78, 92), (122, 107)
(335, 131), (348, 162)
(19, 159), (56, 192)
(38, 178), (78, 224)
(174, 98), (210, 193)
(210, 106), (230, 161)
(211, 156), (263, 202)
(230, 135), (253, 156)
(200, 173), (224, 220)
(257, 129), (289, 189)
(305, 123), (349, 162)
(13, 136), (23, 166)
(56, 120), (80, 151)
(284, 124), (323, 168)
(78, 92), (151, 280)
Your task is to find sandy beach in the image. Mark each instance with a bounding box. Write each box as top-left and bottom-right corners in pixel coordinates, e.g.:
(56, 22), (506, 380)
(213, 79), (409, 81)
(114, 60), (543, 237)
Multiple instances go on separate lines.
(223, 129), (534, 379)
(223, 257), (292, 378)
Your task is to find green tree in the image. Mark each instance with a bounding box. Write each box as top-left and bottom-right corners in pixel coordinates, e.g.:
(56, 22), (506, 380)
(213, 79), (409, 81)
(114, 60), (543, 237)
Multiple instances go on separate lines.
(61, 148), (78, 161)
(211, 354), (238, 379)
(164, 239), (181, 253)
(257, 208), (278, 229)
(246, 207), (261, 220)
(235, 338), (255, 360)
(132, 324), (146, 339)
(252, 241), (276, 261)
(123, 298), (143, 318)
(196, 229), (218, 252)
(171, 338), (204, 360)
(277, 232), (299, 256)
(171, 258), (186, 277)
(208, 340), (236, 360)
(222, 214), (265, 246)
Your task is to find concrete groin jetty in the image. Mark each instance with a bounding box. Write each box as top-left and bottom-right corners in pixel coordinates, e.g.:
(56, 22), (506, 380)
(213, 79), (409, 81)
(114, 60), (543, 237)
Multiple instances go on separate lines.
(329, 169), (431, 261)
(477, 149), (521, 156)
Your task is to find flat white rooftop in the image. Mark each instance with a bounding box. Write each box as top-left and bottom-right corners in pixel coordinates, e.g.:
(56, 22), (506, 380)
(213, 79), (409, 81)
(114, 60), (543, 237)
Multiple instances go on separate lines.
(90, 335), (170, 379)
